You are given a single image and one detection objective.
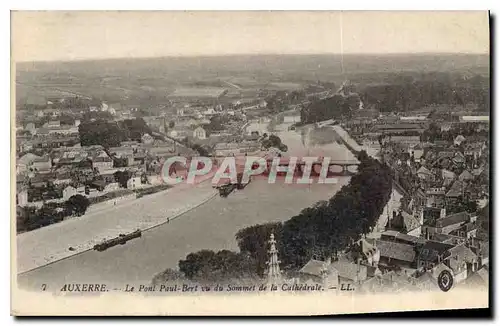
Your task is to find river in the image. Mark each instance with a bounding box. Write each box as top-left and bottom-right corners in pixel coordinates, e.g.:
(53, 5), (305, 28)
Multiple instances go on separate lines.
(17, 123), (356, 291)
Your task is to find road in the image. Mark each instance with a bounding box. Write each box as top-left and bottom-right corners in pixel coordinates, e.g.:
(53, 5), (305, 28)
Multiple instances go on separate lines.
(17, 123), (355, 291)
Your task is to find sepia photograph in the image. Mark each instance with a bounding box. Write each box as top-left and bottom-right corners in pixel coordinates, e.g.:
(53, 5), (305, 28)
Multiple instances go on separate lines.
(10, 10), (490, 316)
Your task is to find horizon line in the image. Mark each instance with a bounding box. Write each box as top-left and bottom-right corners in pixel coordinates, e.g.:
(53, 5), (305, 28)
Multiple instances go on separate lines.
(15, 51), (490, 65)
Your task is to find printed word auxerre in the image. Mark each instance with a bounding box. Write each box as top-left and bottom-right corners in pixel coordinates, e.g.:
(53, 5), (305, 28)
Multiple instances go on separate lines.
(60, 283), (108, 292)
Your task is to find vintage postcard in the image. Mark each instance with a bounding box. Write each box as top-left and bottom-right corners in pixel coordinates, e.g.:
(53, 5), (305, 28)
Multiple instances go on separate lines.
(11, 11), (490, 316)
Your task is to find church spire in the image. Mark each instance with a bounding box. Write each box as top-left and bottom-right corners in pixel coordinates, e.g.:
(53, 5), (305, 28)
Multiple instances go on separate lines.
(266, 233), (282, 282)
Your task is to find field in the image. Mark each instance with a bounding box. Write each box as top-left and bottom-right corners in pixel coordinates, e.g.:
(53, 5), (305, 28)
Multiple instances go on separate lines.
(15, 53), (489, 107)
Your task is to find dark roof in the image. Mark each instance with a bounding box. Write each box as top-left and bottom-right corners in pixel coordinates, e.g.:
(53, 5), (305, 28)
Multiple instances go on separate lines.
(91, 180), (107, 188)
(463, 222), (478, 232)
(465, 142), (484, 151)
(459, 170), (474, 180)
(401, 211), (421, 231)
(418, 241), (454, 262)
(430, 233), (463, 245)
(479, 241), (489, 259)
(33, 156), (51, 163)
(436, 211), (469, 228)
(37, 127), (50, 134)
(374, 123), (425, 130)
(447, 244), (477, 264)
(331, 260), (368, 282)
(299, 259), (327, 277)
(415, 272), (438, 287)
(375, 240), (416, 262)
(56, 171), (72, 180)
(466, 267), (489, 286)
(396, 233), (426, 245)
(446, 180), (465, 197)
(417, 166), (432, 175)
(58, 158), (75, 164)
(379, 271), (419, 291)
(93, 156), (112, 162)
(452, 152), (466, 162)
(422, 207), (442, 221)
(476, 267), (489, 282)
(30, 172), (56, 183)
(436, 151), (454, 160)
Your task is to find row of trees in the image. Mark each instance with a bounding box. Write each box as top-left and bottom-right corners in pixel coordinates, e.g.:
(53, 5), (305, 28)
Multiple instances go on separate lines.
(260, 134), (288, 152)
(360, 73), (489, 112)
(19, 97), (101, 113)
(265, 90), (307, 113)
(300, 72), (489, 124)
(300, 93), (361, 123)
(162, 151), (393, 282)
(279, 152), (393, 269)
(421, 122), (489, 143)
(78, 117), (152, 148)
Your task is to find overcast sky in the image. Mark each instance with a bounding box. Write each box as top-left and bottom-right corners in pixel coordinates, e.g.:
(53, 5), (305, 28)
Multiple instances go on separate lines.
(12, 11), (490, 62)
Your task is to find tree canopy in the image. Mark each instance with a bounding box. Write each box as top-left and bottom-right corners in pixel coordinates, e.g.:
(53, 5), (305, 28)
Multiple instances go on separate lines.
(114, 170), (132, 188)
(170, 152), (394, 282)
(65, 194), (91, 217)
(261, 134), (288, 152)
(301, 94), (359, 123)
(178, 249), (258, 283)
(78, 118), (152, 147)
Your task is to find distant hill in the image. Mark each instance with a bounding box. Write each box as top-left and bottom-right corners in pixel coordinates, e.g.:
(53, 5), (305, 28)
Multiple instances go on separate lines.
(15, 53), (489, 106)
(16, 53), (489, 78)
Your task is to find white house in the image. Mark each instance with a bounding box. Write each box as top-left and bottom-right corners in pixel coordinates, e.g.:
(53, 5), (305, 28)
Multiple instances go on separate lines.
(417, 166), (433, 181)
(410, 144), (424, 162)
(16, 189), (28, 207)
(43, 120), (61, 129)
(104, 182), (120, 192)
(25, 122), (36, 134)
(193, 126), (207, 140)
(127, 177), (142, 190)
(93, 156), (113, 172)
(454, 135), (466, 146)
(63, 186), (77, 200)
(31, 156), (52, 172)
(283, 115), (301, 124)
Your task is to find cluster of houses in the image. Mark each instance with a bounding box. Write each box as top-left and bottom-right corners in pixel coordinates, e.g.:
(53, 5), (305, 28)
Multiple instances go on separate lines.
(141, 105), (265, 158)
(15, 106), (266, 212)
(264, 198), (488, 293)
(15, 87), (276, 213)
(278, 160), (489, 293)
(15, 128), (194, 209)
(293, 216), (489, 293)
(272, 109), (490, 293)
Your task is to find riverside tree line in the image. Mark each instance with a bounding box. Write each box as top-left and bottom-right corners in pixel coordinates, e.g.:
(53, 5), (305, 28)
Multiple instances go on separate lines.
(152, 151), (393, 285)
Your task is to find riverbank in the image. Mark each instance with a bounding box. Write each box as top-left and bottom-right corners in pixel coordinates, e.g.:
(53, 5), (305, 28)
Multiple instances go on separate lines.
(16, 179), (217, 274)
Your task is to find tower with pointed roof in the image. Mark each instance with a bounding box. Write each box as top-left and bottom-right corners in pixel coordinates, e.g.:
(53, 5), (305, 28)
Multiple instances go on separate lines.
(266, 233), (282, 283)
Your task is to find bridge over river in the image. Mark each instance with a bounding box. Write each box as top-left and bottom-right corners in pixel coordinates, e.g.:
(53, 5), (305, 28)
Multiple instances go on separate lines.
(17, 121), (357, 290)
